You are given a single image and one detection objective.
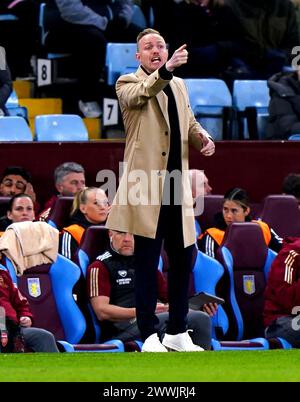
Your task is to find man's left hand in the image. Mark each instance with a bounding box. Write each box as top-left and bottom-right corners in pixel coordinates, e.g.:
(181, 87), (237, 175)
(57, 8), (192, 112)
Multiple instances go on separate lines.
(19, 316), (32, 327)
(199, 133), (215, 156)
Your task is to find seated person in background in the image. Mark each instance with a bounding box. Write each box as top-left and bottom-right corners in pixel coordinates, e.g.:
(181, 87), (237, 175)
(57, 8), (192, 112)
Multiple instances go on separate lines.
(267, 69), (300, 140)
(189, 169), (212, 200)
(39, 161), (86, 221)
(0, 193), (35, 232)
(46, 0), (140, 118)
(0, 63), (13, 116)
(0, 166), (39, 216)
(282, 173), (300, 208)
(60, 187), (109, 261)
(0, 269), (59, 352)
(264, 237), (300, 348)
(0, 0), (39, 80)
(87, 230), (212, 351)
(222, 0), (298, 81)
(198, 187), (283, 259)
(0, 166), (36, 200)
(189, 169), (212, 238)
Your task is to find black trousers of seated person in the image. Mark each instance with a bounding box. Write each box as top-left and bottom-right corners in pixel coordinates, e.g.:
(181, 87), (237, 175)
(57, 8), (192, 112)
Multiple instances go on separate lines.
(134, 204), (194, 342)
(46, 23), (107, 102)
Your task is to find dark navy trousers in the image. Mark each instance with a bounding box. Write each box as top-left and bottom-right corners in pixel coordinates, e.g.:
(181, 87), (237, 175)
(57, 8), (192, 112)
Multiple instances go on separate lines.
(134, 204), (195, 341)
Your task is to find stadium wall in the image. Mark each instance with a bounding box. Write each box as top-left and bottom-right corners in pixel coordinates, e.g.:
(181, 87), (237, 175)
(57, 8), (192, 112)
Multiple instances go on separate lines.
(0, 141), (297, 205)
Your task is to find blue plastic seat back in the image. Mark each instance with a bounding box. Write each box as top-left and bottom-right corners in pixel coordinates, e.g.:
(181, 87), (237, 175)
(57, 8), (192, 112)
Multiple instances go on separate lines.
(184, 79), (232, 140)
(35, 114), (88, 141)
(76, 226), (110, 342)
(5, 257), (18, 285)
(0, 14), (18, 21)
(105, 43), (138, 85)
(0, 116), (32, 141)
(6, 106), (28, 120)
(233, 80), (270, 139)
(233, 80), (270, 111)
(217, 222), (277, 341)
(193, 250), (229, 339)
(288, 134), (300, 140)
(5, 90), (19, 108)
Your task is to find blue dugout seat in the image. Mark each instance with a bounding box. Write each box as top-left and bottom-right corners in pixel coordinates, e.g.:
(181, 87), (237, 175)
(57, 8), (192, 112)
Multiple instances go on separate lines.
(0, 116), (32, 141)
(35, 114), (88, 141)
(233, 80), (270, 140)
(105, 43), (138, 85)
(184, 78), (233, 140)
(12, 254), (124, 352)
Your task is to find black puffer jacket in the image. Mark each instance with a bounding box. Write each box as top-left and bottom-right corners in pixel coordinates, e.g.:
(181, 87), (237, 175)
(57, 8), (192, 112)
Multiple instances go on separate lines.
(267, 71), (300, 140)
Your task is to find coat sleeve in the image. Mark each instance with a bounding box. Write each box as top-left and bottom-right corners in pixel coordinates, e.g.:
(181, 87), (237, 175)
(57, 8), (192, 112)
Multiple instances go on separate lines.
(116, 68), (171, 109)
(6, 273), (33, 321)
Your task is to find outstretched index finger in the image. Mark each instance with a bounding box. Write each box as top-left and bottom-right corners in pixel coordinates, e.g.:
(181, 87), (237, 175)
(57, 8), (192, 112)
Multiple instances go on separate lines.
(176, 44), (187, 52)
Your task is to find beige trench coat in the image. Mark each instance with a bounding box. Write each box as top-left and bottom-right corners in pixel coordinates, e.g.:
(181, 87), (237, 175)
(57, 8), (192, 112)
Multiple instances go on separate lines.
(106, 66), (211, 247)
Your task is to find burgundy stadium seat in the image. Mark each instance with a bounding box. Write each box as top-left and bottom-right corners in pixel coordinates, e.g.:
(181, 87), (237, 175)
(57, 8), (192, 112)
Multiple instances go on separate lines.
(47, 196), (74, 230)
(16, 254), (124, 352)
(215, 222), (278, 349)
(258, 195), (300, 238)
(196, 195), (224, 232)
(76, 226), (110, 277)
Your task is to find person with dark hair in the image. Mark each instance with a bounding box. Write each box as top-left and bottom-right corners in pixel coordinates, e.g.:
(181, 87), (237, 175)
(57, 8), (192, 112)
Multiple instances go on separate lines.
(198, 187), (282, 258)
(0, 166), (37, 211)
(0, 166), (32, 196)
(0, 63), (13, 116)
(0, 193), (35, 232)
(282, 173), (300, 207)
(106, 28), (215, 352)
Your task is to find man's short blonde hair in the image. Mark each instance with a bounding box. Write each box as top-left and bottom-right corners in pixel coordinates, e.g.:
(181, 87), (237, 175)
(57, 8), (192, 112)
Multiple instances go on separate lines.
(136, 28), (161, 49)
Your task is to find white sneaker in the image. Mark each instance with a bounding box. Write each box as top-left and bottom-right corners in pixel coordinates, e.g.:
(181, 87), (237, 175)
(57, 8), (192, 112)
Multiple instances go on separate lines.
(141, 333), (168, 352)
(162, 330), (204, 352)
(78, 100), (102, 118)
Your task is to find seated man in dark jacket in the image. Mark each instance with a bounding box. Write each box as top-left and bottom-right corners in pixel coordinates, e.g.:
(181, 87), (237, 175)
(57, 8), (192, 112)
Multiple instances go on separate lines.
(267, 70), (300, 140)
(87, 230), (213, 352)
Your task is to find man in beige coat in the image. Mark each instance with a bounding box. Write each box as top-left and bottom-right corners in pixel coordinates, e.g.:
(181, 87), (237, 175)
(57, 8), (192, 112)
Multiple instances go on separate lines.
(106, 28), (215, 352)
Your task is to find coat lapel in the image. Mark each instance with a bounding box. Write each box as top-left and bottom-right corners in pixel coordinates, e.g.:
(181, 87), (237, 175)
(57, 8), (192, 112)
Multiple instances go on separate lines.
(136, 66), (170, 131)
(156, 91), (170, 132)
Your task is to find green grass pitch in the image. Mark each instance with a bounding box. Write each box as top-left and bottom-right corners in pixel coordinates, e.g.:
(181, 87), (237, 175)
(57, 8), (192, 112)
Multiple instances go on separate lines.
(0, 350), (300, 382)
